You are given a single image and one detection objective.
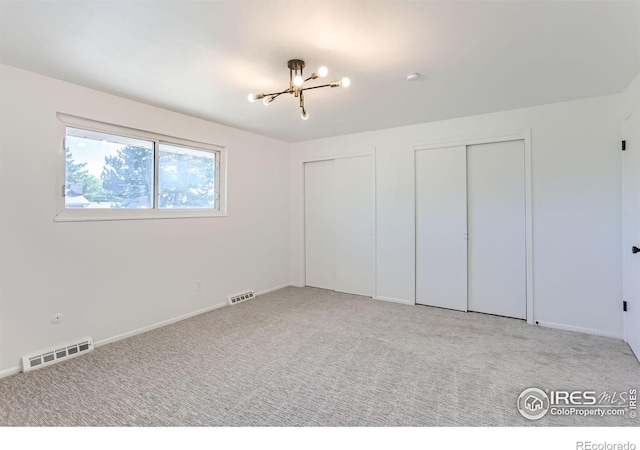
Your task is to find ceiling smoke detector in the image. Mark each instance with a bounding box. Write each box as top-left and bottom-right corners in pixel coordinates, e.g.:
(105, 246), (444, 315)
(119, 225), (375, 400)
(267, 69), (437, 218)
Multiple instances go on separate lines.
(407, 73), (420, 81)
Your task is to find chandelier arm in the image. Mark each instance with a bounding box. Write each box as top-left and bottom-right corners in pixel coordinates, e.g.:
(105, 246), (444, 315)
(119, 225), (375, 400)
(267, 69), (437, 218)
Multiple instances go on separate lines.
(263, 82), (333, 98)
(300, 84), (332, 92)
(264, 88), (294, 98)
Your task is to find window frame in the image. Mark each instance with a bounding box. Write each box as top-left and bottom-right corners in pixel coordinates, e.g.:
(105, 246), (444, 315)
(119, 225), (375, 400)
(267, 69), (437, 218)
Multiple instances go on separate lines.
(55, 113), (227, 222)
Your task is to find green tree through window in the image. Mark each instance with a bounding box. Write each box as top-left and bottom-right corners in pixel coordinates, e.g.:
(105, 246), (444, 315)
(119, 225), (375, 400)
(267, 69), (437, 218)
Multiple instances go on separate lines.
(101, 145), (154, 208)
(65, 148), (108, 202)
(159, 148), (216, 209)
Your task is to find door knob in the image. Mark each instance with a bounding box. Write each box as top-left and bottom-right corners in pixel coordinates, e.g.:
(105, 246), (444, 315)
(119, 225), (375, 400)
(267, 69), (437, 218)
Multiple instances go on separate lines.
(633, 246), (640, 254)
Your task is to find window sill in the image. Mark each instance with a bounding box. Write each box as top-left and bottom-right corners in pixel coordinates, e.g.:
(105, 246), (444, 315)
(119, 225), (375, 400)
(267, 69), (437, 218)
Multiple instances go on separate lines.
(54, 209), (228, 222)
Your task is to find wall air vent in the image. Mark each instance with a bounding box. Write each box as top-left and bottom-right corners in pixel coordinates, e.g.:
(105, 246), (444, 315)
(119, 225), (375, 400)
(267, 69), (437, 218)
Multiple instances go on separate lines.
(22, 337), (93, 372)
(228, 290), (255, 305)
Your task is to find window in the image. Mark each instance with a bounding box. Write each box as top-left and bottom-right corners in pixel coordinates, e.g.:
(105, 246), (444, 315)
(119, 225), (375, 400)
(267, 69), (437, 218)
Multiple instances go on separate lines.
(158, 143), (217, 209)
(65, 128), (155, 209)
(56, 114), (226, 221)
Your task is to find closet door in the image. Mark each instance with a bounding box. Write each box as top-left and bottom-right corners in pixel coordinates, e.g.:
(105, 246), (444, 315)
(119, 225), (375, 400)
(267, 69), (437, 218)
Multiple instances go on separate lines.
(467, 140), (526, 319)
(304, 160), (335, 290)
(334, 156), (374, 296)
(305, 156), (374, 296)
(415, 146), (468, 311)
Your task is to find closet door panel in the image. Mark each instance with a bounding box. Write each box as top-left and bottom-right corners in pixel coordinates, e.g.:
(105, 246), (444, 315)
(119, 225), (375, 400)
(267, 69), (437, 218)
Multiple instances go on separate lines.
(305, 160), (335, 290)
(467, 140), (526, 319)
(415, 146), (468, 311)
(334, 156), (374, 296)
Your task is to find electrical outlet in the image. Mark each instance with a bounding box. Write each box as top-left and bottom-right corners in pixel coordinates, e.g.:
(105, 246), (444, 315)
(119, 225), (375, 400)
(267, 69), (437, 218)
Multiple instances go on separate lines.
(51, 313), (63, 324)
(196, 279), (203, 292)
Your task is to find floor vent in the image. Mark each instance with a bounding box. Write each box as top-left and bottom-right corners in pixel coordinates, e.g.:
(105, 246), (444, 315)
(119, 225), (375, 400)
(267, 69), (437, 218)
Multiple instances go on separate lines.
(22, 337), (93, 372)
(228, 290), (255, 305)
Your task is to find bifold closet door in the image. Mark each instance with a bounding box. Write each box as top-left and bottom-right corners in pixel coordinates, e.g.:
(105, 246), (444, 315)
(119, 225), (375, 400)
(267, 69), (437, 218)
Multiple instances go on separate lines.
(334, 156), (374, 296)
(305, 156), (374, 296)
(305, 160), (335, 290)
(415, 146), (468, 311)
(467, 140), (526, 319)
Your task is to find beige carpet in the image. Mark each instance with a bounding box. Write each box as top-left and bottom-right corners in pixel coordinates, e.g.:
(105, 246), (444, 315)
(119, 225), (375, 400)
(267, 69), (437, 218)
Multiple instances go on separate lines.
(0, 287), (638, 426)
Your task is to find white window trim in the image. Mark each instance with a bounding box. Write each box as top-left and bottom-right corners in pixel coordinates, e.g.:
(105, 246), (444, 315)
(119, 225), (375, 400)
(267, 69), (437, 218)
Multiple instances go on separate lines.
(55, 113), (228, 222)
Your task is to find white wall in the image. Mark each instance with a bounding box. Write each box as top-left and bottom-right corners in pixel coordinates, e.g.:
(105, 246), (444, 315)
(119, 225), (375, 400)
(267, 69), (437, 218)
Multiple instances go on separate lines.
(0, 64), (290, 376)
(290, 94), (623, 338)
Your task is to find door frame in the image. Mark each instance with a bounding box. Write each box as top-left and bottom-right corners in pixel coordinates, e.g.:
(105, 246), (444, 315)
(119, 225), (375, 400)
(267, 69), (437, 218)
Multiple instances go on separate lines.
(414, 129), (534, 324)
(621, 109), (639, 358)
(300, 150), (377, 297)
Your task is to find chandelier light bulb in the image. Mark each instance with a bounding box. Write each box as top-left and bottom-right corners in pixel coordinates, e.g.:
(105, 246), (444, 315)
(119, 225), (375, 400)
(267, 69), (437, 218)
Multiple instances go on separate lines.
(247, 93), (257, 103)
(318, 66), (328, 78)
(301, 109), (309, 120)
(340, 77), (351, 88)
(263, 96), (273, 106)
(293, 75), (304, 87)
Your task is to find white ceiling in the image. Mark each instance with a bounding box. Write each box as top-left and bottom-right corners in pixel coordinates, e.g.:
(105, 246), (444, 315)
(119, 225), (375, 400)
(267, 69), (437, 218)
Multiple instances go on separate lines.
(1, 1), (639, 142)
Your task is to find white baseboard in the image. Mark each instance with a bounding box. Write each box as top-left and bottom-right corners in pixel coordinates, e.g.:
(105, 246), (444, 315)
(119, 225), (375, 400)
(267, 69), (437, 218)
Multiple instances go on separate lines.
(536, 321), (624, 340)
(0, 365), (21, 380)
(255, 284), (291, 296)
(0, 283), (294, 378)
(96, 284), (291, 348)
(374, 295), (415, 306)
(94, 301), (228, 348)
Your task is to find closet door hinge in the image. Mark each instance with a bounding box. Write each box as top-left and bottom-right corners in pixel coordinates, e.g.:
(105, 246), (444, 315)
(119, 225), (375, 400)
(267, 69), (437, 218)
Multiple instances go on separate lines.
(623, 301), (628, 312)
(622, 140), (626, 151)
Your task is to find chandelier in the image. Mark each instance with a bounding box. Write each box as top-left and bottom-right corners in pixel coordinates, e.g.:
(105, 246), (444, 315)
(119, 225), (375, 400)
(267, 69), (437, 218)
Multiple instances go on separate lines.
(247, 59), (350, 120)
